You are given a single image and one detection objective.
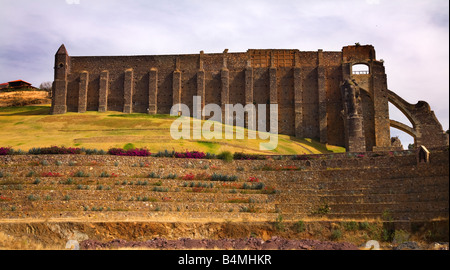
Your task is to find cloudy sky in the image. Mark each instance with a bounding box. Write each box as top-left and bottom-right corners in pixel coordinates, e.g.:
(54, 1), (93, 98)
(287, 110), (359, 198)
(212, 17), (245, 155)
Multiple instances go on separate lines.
(0, 0), (448, 147)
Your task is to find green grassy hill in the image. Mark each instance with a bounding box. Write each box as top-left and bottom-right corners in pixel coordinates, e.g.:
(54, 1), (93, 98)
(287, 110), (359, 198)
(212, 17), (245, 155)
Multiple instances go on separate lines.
(0, 105), (345, 155)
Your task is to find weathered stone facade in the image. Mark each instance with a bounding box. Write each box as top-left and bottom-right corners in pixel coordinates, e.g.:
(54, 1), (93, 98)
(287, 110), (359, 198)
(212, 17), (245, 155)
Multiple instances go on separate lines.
(51, 44), (448, 151)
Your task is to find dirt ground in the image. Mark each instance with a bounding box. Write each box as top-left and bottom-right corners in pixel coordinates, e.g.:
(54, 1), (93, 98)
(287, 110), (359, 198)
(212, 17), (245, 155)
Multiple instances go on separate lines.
(79, 236), (359, 250)
(0, 220), (447, 250)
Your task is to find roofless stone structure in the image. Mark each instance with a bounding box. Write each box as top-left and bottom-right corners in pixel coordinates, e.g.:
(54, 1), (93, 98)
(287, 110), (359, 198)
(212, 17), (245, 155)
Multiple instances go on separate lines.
(51, 44), (448, 151)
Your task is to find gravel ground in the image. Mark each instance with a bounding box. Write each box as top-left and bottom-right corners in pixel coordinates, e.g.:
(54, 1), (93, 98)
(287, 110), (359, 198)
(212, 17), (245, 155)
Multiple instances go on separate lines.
(80, 236), (359, 250)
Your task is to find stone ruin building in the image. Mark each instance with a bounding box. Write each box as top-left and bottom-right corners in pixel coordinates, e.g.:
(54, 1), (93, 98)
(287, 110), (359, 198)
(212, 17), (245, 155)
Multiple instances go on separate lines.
(51, 44), (448, 152)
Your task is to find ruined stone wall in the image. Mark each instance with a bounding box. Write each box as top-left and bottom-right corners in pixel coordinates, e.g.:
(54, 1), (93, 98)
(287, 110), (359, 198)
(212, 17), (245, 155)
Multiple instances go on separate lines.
(59, 49), (347, 142)
(52, 44), (447, 151)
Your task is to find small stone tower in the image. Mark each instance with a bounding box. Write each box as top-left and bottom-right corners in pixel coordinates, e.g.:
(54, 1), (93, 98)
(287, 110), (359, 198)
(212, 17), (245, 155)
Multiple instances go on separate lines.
(52, 44), (70, 114)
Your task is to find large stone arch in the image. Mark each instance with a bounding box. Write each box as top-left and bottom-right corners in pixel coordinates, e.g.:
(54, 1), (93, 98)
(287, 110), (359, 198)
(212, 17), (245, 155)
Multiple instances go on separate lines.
(388, 90), (448, 148)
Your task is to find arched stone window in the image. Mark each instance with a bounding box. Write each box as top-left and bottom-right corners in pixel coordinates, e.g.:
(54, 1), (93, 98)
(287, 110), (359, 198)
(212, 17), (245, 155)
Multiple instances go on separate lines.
(352, 63), (370, 75)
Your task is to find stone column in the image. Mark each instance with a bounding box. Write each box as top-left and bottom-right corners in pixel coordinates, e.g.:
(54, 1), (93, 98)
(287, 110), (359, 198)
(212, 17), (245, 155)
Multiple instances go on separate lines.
(148, 68), (158, 114)
(98, 70), (109, 112)
(172, 58), (182, 113)
(294, 51), (303, 138)
(123, 68), (134, 113)
(197, 51), (205, 120)
(221, 54), (230, 123)
(372, 62), (391, 150)
(269, 53), (278, 131)
(52, 80), (67, 114)
(294, 67), (303, 138)
(269, 67), (277, 104)
(317, 49), (328, 143)
(78, 71), (89, 113)
(245, 60), (254, 129)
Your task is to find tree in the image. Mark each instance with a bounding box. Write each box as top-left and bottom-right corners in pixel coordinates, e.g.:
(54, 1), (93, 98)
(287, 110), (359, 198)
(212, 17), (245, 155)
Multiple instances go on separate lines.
(39, 81), (52, 92)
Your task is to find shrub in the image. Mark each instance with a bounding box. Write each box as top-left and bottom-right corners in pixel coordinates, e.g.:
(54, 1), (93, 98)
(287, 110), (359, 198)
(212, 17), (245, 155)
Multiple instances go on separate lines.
(233, 152), (266, 160)
(33, 178), (41, 184)
(174, 151), (206, 159)
(28, 146), (82, 155)
(243, 182), (265, 190)
(330, 229), (342, 240)
(83, 148), (106, 155)
(294, 220), (305, 233)
(359, 221), (370, 230)
(107, 148), (151, 156)
(27, 194), (39, 201)
(314, 203), (330, 215)
(26, 171), (36, 177)
(99, 171), (110, 177)
(164, 173), (177, 179)
(123, 143), (136, 150)
(210, 173), (238, 182)
(153, 186), (168, 192)
(62, 178), (74, 185)
(76, 184), (89, 190)
(153, 180), (162, 187)
(148, 172), (159, 178)
(0, 147), (13, 155)
(274, 214), (285, 231)
(342, 221), (359, 231)
(155, 149), (175, 157)
(73, 171), (90, 177)
(217, 151), (233, 162)
(136, 180), (148, 186)
(393, 229), (410, 244)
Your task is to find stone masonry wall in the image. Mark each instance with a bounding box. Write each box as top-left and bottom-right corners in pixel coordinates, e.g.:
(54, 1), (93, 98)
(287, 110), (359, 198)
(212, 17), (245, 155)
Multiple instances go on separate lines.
(52, 44), (448, 151)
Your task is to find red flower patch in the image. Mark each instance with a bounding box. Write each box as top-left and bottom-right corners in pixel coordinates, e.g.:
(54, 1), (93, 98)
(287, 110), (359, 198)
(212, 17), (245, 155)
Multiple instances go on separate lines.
(182, 173), (195, 180)
(0, 195), (12, 201)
